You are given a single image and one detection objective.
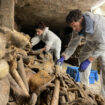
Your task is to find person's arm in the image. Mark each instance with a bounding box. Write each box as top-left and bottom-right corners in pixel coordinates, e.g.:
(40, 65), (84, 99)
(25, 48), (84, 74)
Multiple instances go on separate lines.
(31, 36), (40, 47)
(40, 47), (46, 52)
(79, 42), (104, 72)
(62, 31), (82, 60)
(88, 56), (95, 62)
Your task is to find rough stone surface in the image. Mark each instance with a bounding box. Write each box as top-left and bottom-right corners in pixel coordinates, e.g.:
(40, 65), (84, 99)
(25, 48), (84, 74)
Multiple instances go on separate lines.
(15, 0), (102, 29)
(0, 0), (14, 29)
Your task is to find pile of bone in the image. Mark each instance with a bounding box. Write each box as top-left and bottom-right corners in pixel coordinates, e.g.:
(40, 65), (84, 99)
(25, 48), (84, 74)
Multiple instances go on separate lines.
(0, 27), (104, 105)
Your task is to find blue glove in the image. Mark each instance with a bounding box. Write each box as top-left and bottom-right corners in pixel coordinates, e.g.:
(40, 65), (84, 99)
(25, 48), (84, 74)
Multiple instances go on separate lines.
(79, 59), (90, 72)
(57, 57), (65, 65)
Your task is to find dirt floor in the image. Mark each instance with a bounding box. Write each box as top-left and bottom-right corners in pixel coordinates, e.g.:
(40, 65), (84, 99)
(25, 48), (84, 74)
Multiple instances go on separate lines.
(62, 63), (101, 95)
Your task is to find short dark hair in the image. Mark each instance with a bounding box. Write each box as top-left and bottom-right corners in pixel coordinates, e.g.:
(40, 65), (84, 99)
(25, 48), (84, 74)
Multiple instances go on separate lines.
(66, 9), (82, 24)
(36, 21), (46, 30)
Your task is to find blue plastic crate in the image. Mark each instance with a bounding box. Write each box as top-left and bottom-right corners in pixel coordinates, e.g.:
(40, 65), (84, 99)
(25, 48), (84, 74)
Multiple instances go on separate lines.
(66, 66), (80, 82)
(89, 77), (95, 84)
(90, 70), (98, 81)
(66, 66), (98, 84)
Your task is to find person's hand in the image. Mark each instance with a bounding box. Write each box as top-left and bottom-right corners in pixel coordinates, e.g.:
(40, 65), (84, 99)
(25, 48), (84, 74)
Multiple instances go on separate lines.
(57, 56), (65, 65)
(79, 59), (91, 72)
(88, 56), (95, 62)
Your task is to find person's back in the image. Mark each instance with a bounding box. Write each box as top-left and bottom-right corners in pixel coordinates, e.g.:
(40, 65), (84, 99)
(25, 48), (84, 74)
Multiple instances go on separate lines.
(41, 27), (61, 50)
(83, 12), (105, 44)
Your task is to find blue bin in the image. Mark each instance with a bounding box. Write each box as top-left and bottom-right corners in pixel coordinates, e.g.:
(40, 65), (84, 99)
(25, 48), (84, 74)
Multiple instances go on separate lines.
(90, 70), (98, 81)
(89, 70), (98, 84)
(66, 66), (98, 84)
(66, 66), (80, 82)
